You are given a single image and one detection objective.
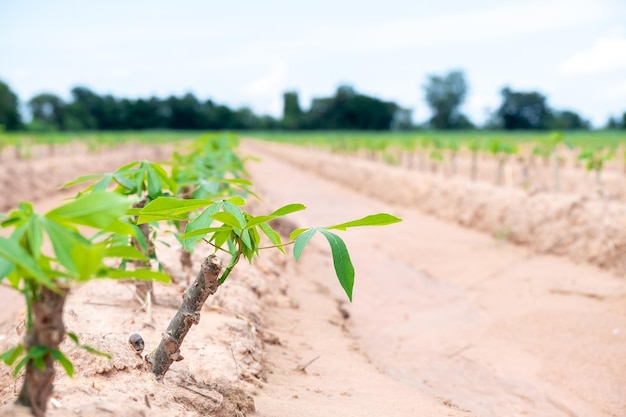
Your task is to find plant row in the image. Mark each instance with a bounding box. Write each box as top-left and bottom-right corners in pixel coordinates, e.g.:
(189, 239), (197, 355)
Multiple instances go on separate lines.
(0, 133), (400, 417)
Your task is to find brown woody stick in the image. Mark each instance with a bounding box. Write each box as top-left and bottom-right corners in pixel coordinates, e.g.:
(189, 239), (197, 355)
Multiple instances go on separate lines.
(16, 286), (69, 417)
(147, 255), (222, 380)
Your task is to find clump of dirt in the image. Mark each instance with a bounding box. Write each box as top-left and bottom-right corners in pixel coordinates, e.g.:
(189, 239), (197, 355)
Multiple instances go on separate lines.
(254, 141), (626, 274)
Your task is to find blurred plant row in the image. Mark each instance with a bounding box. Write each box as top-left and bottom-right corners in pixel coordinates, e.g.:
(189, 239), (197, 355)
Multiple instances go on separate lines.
(258, 131), (626, 197)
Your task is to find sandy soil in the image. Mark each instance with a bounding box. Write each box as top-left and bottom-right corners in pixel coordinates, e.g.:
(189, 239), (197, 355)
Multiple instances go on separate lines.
(0, 139), (625, 416)
(243, 140), (626, 417)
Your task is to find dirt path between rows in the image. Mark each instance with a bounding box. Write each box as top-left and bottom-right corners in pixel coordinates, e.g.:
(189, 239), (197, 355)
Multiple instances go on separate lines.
(243, 140), (626, 417)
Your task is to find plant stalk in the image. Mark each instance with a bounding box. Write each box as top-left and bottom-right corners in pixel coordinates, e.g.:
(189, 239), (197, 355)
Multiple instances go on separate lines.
(16, 285), (69, 417)
(147, 255), (223, 381)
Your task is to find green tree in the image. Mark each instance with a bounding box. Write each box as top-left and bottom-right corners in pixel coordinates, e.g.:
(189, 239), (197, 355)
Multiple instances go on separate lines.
(423, 70), (471, 129)
(28, 93), (66, 131)
(548, 110), (590, 130)
(496, 87), (551, 130)
(606, 116), (619, 129)
(0, 80), (23, 131)
(306, 85), (398, 130)
(282, 91), (303, 129)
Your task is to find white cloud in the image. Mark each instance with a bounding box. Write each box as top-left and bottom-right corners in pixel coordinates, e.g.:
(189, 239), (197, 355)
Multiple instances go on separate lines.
(602, 79), (626, 99)
(464, 93), (501, 123)
(244, 63), (289, 96)
(560, 27), (626, 75)
(290, 0), (611, 53)
(243, 63), (290, 115)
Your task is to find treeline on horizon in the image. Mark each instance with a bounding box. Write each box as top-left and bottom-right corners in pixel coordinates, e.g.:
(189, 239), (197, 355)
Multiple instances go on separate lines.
(0, 70), (625, 133)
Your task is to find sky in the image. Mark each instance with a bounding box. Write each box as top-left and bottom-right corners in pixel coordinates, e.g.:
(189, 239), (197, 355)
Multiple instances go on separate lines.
(1, 0), (625, 127)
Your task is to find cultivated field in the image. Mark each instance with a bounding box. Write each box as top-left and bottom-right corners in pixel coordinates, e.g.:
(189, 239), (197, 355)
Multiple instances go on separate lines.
(0, 132), (625, 417)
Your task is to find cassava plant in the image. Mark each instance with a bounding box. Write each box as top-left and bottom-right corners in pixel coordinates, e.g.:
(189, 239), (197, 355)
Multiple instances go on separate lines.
(168, 134), (254, 276)
(62, 159), (178, 304)
(487, 139), (517, 186)
(444, 138), (460, 177)
(578, 145), (614, 197)
(532, 132), (571, 192)
(428, 138), (444, 174)
(0, 192), (169, 417)
(130, 195), (401, 380)
(465, 138), (483, 182)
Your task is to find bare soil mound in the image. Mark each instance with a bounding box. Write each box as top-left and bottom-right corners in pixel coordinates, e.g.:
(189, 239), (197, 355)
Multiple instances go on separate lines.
(252, 140), (626, 273)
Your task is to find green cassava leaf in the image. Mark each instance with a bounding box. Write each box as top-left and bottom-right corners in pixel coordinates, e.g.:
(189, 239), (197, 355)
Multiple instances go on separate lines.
(226, 195), (246, 206)
(103, 268), (171, 283)
(269, 203), (306, 217)
(147, 167), (162, 200)
(27, 216), (44, 259)
(41, 219), (81, 275)
(289, 227), (309, 241)
(180, 226), (232, 240)
(244, 215), (276, 229)
(258, 223), (284, 253)
(51, 349), (74, 377)
(135, 197), (212, 224)
(67, 332), (111, 359)
(209, 230), (229, 250)
(182, 203), (220, 251)
(222, 201), (246, 228)
(0, 237), (49, 284)
(211, 212), (242, 229)
(319, 230), (354, 302)
(71, 242), (107, 281)
(0, 344), (25, 366)
(105, 245), (147, 261)
(61, 173), (107, 189)
(327, 213), (402, 231)
(293, 228), (318, 261)
(152, 162), (178, 193)
(0, 258), (15, 280)
(45, 192), (133, 234)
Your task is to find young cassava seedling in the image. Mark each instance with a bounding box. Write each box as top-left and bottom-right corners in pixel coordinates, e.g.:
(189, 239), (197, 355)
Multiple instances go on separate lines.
(130, 195), (401, 380)
(62, 159), (178, 306)
(0, 192), (169, 417)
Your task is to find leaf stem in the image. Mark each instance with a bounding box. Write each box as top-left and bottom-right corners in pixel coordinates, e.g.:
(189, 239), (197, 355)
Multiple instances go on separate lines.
(201, 238), (231, 254)
(258, 241), (295, 250)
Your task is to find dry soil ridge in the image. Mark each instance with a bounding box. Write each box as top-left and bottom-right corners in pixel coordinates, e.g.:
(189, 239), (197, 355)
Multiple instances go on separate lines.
(252, 140), (626, 274)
